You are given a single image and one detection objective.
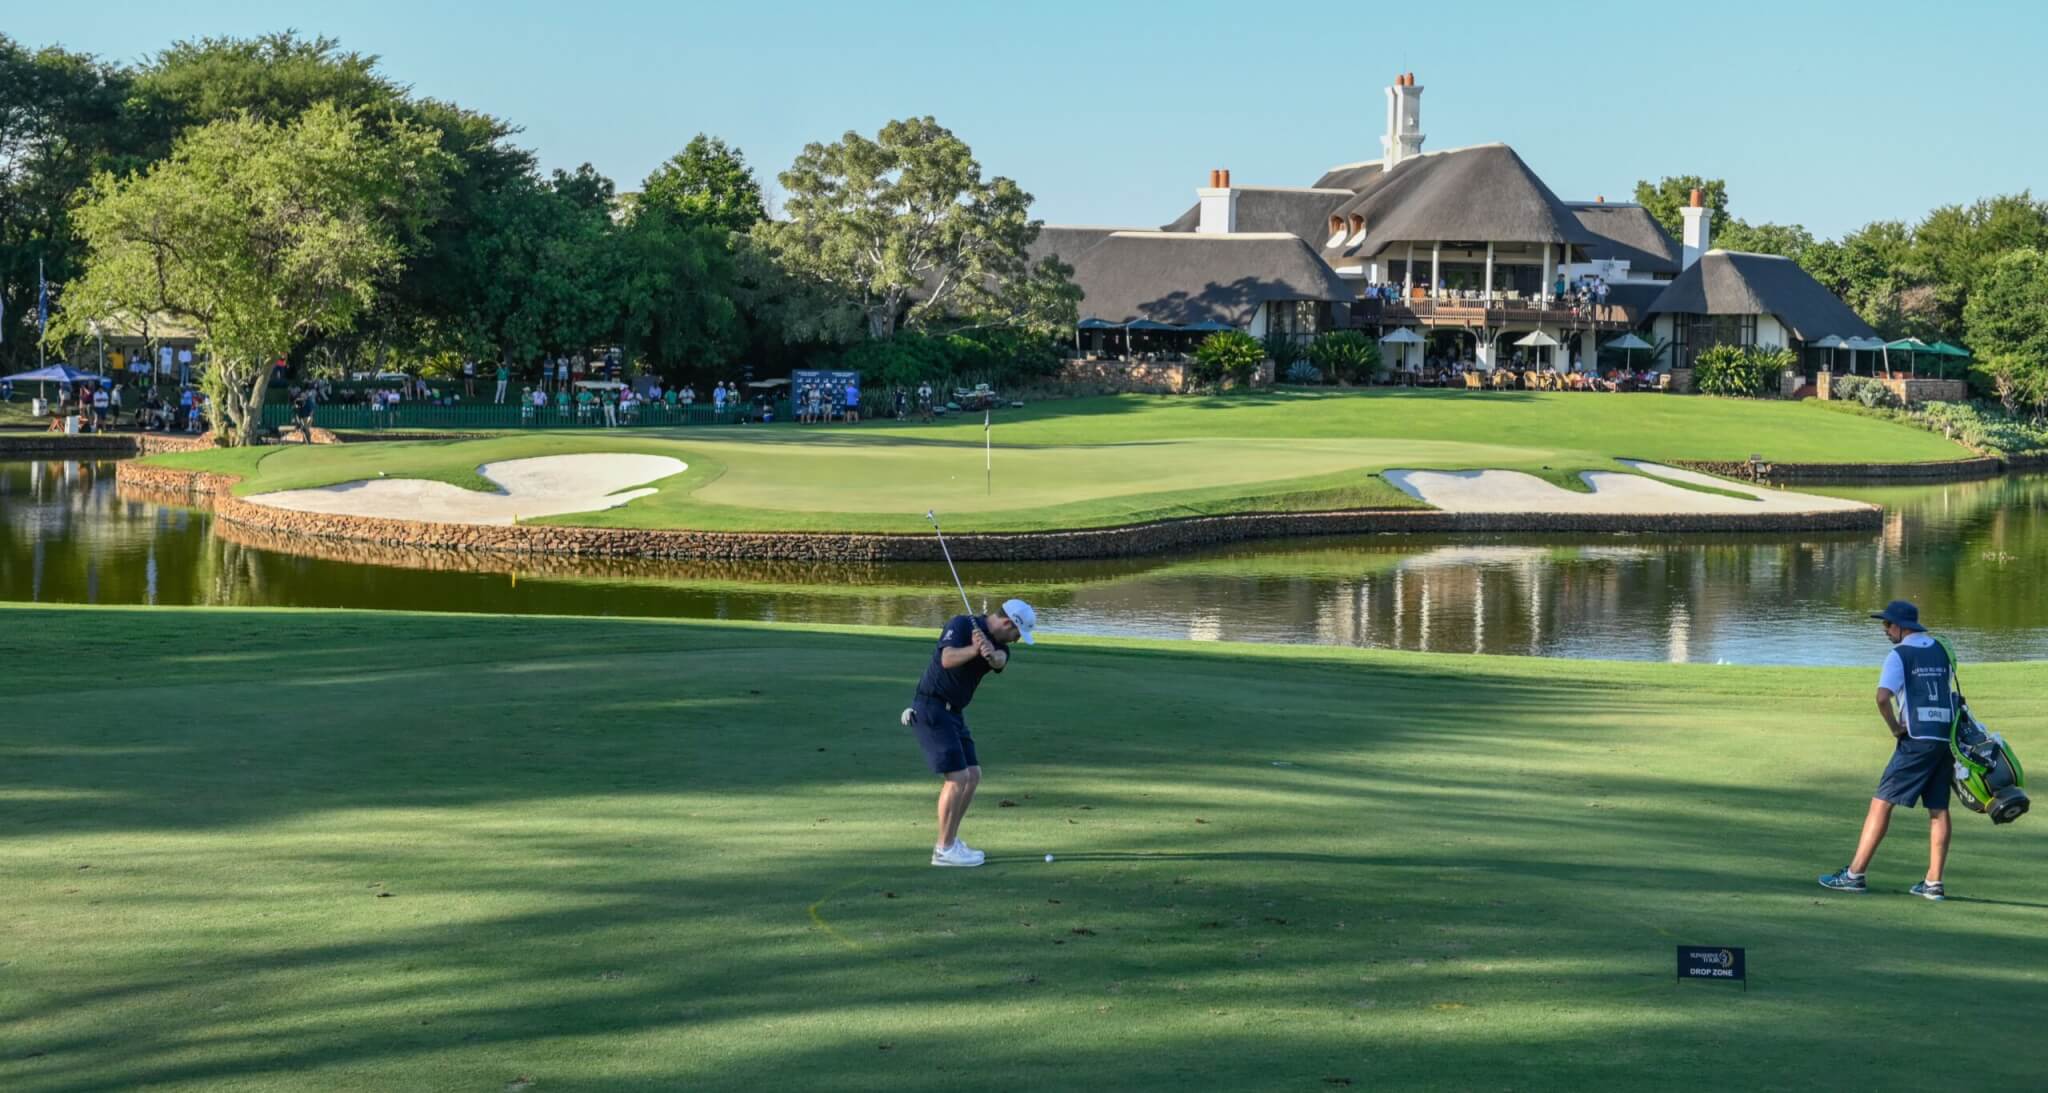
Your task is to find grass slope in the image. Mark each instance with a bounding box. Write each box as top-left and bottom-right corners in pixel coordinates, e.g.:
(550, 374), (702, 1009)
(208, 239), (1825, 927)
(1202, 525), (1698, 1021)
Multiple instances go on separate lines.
(144, 390), (1967, 533)
(2, 606), (2042, 1092)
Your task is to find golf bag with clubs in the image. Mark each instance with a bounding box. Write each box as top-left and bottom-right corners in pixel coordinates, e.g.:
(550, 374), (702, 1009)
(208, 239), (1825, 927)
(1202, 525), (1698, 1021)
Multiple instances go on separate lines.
(1939, 639), (2029, 824)
(1951, 710), (2029, 824)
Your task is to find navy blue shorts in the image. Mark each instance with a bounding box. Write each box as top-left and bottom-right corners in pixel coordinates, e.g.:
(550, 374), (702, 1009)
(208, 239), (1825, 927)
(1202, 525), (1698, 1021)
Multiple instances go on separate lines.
(1876, 740), (1952, 810)
(909, 699), (977, 775)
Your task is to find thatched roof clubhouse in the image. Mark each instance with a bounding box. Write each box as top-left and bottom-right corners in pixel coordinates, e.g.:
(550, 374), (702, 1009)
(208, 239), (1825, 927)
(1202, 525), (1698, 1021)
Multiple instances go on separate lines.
(1046, 73), (1875, 375)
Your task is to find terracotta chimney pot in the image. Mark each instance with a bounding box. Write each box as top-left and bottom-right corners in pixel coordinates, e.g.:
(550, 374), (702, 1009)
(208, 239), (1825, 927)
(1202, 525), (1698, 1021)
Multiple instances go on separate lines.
(1220, 168), (1231, 188)
(1208, 168), (1220, 188)
(1689, 187), (1703, 208)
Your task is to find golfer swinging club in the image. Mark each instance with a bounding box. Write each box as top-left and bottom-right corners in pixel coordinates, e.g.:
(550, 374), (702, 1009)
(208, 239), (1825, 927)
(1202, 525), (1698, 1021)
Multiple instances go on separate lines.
(1820, 601), (1959, 900)
(905, 597), (1037, 867)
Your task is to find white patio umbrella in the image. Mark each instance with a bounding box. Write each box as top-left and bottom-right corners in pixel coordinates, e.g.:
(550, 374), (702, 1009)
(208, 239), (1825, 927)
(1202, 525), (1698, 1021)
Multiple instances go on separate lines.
(1811, 335), (1845, 375)
(1513, 329), (1561, 369)
(1380, 327), (1425, 371)
(1846, 336), (1888, 376)
(1606, 331), (1653, 372)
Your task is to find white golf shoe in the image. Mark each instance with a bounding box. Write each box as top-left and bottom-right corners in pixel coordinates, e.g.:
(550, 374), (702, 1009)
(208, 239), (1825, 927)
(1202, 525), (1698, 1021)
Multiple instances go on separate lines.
(931, 841), (985, 867)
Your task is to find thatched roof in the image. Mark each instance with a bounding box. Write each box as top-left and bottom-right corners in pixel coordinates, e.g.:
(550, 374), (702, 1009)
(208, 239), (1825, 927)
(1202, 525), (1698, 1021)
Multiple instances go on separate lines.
(1311, 159), (1384, 192)
(1027, 225), (1142, 268)
(1568, 203), (1682, 275)
(1602, 282), (1668, 325)
(1159, 186), (1355, 243)
(1324, 144), (1597, 260)
(1065, 232), (1354, 326)
(1647, 250), (1877, 340)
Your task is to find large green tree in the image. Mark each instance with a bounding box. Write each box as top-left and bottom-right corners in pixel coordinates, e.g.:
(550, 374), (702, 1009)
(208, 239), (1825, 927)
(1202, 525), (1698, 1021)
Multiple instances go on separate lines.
(610, 213), (743, 377)
(637, 135), (765, 237)
(0, 35), (137, 370)
(136, 33), (546, 373)
(1963, 248), (2048, 417)
(56, 104), (448, 443)
(757, 116), (1069, 338)
(130, 32), (398, 136)
(1714, 219), (1815, 261)
(1633, 176), (1730, 240)
(1910, 193), (2048, 332)
(1800, 219), (1945, 340)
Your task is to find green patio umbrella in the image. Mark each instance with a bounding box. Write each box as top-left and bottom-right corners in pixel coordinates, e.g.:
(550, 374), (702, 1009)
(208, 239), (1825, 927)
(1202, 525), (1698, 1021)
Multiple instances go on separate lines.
(1927, 340), (1971, 378)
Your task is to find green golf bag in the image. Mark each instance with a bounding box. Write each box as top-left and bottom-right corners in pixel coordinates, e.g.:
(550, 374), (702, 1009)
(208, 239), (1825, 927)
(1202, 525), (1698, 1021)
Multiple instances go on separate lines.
(1951, 711), (2029, 824)
(1939, 639), (2029, 824)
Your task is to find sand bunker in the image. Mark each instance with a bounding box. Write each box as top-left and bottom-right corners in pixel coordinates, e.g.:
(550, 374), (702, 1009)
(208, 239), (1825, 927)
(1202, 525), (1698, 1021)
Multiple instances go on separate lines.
(252, 453), (687, 526)
(1383, 460), (1871, 515)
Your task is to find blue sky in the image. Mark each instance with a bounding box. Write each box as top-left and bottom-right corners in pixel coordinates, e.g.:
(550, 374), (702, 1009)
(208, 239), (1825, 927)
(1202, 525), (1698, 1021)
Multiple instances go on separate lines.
(13, 0), (2043, 238)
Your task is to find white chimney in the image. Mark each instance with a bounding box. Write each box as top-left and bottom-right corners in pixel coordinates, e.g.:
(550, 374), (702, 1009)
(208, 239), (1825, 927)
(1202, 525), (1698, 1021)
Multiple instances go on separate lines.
(1381, 72), (1425, 172)
(1197, 167), (1236, 233)
(1680, 187), (1712, 269)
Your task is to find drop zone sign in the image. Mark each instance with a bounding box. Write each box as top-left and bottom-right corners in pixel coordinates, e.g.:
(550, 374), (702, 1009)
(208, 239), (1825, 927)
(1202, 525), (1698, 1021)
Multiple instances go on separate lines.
(1676, 945), (1747, 990)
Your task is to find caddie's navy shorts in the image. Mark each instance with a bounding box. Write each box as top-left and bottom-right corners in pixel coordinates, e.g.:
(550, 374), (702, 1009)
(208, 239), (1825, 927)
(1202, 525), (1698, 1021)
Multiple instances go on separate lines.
(909, 697), (977, 775)
(1876, 740), (1952, 810)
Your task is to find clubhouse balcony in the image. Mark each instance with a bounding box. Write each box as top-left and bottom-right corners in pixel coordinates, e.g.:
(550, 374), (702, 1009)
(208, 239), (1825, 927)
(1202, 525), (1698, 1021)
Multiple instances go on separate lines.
(1351, 292), (1636, 332)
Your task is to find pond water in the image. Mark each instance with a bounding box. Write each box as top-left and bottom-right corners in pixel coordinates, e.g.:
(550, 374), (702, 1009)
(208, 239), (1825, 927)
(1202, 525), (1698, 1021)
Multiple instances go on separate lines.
(3, 458), (2045, 665)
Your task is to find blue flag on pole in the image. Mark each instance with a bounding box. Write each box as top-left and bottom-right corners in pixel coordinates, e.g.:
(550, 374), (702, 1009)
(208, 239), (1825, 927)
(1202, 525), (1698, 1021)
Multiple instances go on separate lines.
(38, 270), (50, 335)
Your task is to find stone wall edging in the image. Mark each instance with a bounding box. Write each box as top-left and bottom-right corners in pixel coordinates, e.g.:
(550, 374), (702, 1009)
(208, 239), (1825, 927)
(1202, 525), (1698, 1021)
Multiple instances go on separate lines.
(1675, 456), (2003, 483)
(117, 460), (1884, 562)
(0, 433), (211, 458)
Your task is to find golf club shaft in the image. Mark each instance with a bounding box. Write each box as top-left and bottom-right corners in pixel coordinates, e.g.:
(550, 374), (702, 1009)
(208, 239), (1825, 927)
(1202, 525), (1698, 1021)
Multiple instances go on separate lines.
(926, 512), (985, 634)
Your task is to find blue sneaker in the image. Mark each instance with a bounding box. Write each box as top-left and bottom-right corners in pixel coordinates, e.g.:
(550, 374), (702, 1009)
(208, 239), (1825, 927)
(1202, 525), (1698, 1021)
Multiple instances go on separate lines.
(1819, 868), (1867, 892)
(1909, 880), (1946, 901)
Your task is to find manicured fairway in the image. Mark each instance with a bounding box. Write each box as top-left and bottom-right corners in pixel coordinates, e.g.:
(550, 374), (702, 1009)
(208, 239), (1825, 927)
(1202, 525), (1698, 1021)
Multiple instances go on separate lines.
(3, 606), (2043, 1092)
(143, 390), (1969, 532)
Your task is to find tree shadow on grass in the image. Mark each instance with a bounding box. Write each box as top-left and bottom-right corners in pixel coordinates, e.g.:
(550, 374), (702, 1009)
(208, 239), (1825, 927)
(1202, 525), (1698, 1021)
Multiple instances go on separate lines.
(4, 607), (2047, 1091)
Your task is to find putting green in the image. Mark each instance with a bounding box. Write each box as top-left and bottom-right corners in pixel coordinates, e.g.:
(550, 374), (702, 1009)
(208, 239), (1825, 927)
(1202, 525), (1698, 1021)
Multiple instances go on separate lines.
(682, 436), (1550, 512)
(145, 390), (1970, 532)
(3, 606), (2042, 1091)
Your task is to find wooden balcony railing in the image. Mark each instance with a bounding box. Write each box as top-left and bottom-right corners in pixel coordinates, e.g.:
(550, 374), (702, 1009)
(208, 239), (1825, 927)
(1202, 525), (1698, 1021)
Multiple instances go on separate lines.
(1355, 297), (1631, 327)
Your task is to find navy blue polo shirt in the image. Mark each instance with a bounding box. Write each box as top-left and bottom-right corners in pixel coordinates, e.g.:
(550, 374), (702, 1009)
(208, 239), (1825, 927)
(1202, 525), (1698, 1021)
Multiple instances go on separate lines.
(915, 615), (1006, 711)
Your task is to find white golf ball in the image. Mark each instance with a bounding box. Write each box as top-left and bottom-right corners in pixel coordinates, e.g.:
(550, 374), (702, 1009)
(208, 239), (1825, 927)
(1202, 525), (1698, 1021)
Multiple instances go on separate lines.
(1044, 854), (1055, 863)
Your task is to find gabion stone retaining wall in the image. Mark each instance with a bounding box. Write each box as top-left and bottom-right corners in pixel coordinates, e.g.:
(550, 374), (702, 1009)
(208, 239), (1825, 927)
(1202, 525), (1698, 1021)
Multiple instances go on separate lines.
(117, 460), (1883, 563)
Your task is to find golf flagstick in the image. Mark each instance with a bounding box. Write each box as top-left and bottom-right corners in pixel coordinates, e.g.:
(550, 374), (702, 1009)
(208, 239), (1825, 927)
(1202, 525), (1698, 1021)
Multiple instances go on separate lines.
(984, 407), (991, 495)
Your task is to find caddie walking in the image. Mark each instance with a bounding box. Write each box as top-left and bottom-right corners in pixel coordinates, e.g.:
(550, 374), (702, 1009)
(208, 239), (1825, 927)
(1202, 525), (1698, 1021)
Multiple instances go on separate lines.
(1820, 601), (1960, 900)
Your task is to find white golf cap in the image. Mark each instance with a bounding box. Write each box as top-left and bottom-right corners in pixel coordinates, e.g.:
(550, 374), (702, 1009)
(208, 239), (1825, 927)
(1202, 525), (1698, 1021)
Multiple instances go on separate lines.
(1001, 598), (1038, 644)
